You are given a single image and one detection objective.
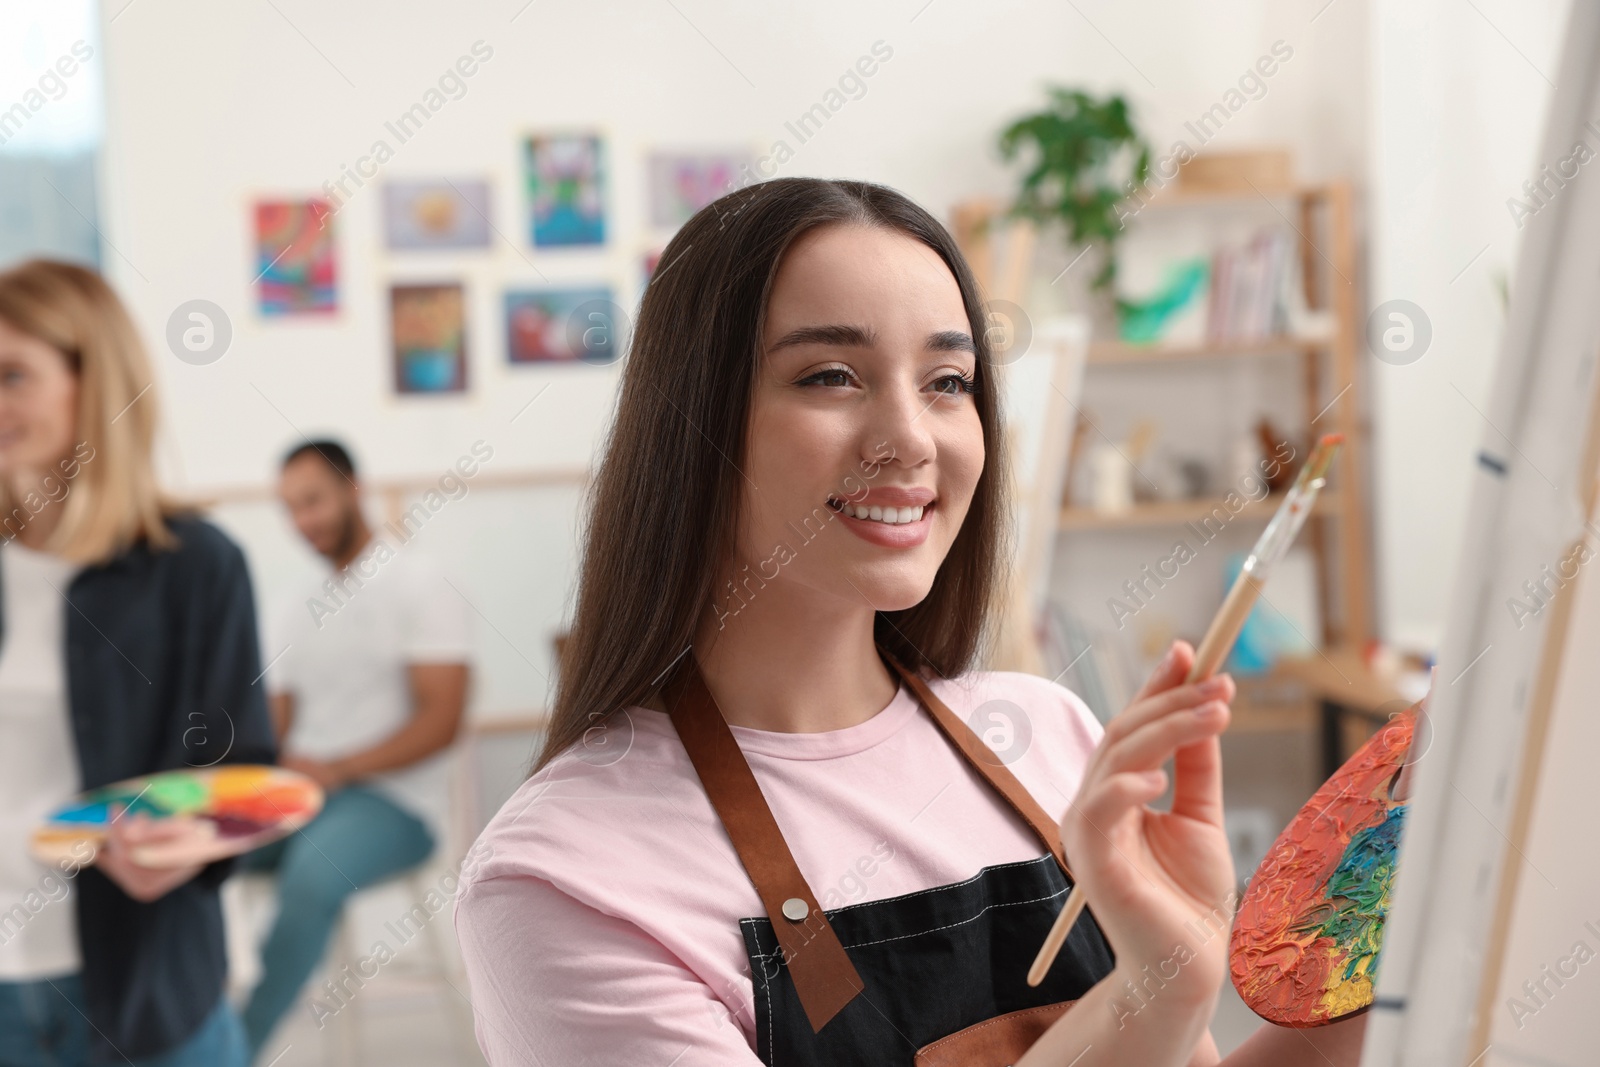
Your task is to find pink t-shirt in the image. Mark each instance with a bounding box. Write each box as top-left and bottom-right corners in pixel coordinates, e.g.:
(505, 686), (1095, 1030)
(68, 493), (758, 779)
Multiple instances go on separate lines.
(454, 669), (1105, 1066)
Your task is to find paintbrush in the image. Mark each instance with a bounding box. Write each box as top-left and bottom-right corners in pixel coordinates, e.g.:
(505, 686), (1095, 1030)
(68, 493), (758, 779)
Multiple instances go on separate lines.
(1026, 433), (1345, 988)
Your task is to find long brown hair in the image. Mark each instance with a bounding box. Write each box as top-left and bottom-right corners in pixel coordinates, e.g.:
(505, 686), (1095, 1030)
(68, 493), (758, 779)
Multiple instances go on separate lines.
(533, 178), (1012, 773)
(0, 260), (178, 564)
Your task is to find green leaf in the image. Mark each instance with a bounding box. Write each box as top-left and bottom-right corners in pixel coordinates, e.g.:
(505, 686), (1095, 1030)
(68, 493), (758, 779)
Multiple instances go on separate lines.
(996, 86), (1153, 291)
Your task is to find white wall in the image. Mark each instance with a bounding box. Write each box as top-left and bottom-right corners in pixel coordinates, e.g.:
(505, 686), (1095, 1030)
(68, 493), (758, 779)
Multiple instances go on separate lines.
(94, 0), (1373, 714)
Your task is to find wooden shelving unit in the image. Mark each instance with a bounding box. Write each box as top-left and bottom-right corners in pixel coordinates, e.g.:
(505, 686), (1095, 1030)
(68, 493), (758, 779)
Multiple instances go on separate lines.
(956, 177), (1386, 773)
(1086, 334), (1328, 366)
(1059, 487), (1343, 532)
(1093, 181), (1384, 774)
(1129, 181), (1340, 210)
(1060, 182), (1374, 653)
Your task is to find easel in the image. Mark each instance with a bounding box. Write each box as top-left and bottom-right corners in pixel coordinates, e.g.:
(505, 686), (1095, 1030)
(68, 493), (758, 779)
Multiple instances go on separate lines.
(1363, 5), (1600, 1062)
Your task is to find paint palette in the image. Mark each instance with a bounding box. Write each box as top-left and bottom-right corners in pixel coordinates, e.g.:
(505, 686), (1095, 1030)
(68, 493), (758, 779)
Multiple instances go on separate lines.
(1230, 706), (1416, 1026)
(31, 765), (324, 870)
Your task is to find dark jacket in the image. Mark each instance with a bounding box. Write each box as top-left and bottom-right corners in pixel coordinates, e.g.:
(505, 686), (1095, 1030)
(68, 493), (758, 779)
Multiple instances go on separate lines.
(2, 514), (276, 1061)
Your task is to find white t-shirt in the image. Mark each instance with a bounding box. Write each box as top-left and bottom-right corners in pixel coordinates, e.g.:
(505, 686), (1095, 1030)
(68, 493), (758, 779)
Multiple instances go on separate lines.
(267, 539), (472, 838)
(454, 669), (1105, 1065)
(0, 542), (84, 980)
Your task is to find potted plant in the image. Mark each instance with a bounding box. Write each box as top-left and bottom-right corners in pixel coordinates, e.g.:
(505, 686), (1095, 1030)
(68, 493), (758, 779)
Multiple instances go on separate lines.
(998, 88), (1151, 327)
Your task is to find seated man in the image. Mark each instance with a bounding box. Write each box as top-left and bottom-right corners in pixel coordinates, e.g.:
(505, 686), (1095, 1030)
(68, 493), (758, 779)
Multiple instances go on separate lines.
(243, 439), (471, 1060)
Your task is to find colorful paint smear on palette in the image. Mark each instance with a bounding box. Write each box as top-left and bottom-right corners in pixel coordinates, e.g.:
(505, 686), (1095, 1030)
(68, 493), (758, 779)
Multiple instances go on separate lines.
(1230, 708), (1415, 1026)
(255, 199), (337, 315)
(524, 134), (605, 247)
(31, 765), (322, 867)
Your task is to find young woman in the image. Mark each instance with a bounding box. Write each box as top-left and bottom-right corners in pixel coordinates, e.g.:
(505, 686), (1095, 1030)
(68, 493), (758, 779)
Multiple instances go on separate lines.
(0, 260), (275, 1067)
(454, 179), (1367, 1065)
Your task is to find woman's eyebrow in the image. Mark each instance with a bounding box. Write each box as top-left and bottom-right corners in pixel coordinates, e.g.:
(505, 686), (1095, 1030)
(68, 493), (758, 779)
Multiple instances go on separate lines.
(767, 325), (977, 354)
(927, 329), (977, 354)
(767, 323), (876, 351)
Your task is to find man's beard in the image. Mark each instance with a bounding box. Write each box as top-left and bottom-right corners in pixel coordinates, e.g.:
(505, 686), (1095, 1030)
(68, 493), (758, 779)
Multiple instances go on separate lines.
(329, 507), (361, 561)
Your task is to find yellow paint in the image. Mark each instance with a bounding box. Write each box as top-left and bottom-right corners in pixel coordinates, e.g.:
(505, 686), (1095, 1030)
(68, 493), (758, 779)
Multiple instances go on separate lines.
(210, 765), (273, 798)
(1319, 944), (1374, 1017)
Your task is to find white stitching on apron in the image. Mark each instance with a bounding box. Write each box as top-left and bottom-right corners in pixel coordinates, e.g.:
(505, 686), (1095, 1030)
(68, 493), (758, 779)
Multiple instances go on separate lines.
(842, 883), (1071, 952)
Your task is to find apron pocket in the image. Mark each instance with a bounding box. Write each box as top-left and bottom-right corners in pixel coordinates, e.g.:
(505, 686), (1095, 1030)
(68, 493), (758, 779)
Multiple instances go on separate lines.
(913, 999), (1076, 1067)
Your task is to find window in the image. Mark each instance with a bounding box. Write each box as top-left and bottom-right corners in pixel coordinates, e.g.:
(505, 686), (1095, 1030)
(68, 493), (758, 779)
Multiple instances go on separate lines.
(0, 0), (104, 268)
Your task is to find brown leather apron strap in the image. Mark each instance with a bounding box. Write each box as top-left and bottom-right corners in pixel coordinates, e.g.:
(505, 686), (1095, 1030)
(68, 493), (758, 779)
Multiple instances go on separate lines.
(662, 643), (1078, 1035)
(877, 649), (1074, 881)
(661, 654), (865, 1033)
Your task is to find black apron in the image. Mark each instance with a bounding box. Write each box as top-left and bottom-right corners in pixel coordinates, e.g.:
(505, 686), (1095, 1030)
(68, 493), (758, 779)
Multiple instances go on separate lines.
(661, 643), (1116, 1066)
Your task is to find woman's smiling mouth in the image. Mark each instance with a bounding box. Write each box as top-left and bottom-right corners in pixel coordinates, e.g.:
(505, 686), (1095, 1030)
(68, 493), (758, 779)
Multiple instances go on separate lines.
(824, 488), (936, 546)
(826, 497), (928, 524)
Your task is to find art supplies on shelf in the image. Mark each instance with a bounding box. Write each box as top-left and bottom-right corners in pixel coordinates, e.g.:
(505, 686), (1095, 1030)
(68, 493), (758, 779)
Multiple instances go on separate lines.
(1205, 227), (1305, 342)
(1112, 230), (1332, 350)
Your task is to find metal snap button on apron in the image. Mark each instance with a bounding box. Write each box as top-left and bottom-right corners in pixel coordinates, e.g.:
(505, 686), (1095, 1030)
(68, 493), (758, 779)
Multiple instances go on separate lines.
(782, 898), (809, 921)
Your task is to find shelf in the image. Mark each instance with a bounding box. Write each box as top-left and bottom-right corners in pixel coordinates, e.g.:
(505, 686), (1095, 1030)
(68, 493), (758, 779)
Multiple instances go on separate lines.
(1125, 183), (1335, 211)
(1223, 699), (1317, 735)
(1268, 645), (1411, 716)
(1059, 487), (1341, 532)
(1203, 646), (1408, 723)
(1087, 334), (1329, 366)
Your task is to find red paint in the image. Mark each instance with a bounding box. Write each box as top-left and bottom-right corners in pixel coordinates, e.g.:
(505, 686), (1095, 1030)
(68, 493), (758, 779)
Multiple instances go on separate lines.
(1230, 708), (1416, 1026)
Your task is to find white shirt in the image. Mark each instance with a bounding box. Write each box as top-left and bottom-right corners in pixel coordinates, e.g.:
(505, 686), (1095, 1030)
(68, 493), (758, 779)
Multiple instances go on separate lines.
(0, 542), (84, 980)
(267, 539), (472, 839)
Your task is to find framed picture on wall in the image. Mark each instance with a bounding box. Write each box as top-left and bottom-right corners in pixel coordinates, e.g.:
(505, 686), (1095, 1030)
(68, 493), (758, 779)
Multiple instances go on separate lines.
(254, 199), (336, 315)
(646, 150), (751, 228)
(523, 134), (605, 247)
(382, 180), (493, 250)
(390, 283), (467, 394)
(504, 286), (618, 364)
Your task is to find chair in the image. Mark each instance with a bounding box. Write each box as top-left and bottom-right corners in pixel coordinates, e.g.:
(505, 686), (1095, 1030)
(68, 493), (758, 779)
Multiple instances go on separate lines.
(223, 747), (482, 1065)
(319, 864), (480, 1066)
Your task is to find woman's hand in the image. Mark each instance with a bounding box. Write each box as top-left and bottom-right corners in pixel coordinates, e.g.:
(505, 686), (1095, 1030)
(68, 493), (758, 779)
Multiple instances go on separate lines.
(1059, 639), (1237, 1016)
(94, 809), (206, 903)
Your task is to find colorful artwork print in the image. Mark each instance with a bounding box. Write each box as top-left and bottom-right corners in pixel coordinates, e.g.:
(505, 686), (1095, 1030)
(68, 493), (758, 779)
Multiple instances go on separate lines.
(505, 287), (617, 364)
(383, 180), (492, 250)
(647, 151), (750, 228)
(1230, 708), (1415, 1026)
(391, 283), (467, 394)
(31, 765), (323, 869)
(524, 134), (605, 247)
(255, 199), (336, 314)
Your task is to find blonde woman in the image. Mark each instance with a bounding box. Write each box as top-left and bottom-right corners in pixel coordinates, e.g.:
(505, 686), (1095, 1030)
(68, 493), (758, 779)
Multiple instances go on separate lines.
(0, 260), (274, 1067)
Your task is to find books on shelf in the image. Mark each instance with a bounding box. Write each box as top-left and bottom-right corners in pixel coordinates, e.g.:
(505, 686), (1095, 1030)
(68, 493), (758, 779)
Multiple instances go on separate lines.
(1206, 228), (1304, 342)
(1117, 226), (1333, 352)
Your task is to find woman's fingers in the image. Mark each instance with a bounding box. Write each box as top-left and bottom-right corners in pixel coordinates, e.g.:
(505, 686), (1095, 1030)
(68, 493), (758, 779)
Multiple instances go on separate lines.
(1101, 674), (1235, 748)
(120, 817), (196, 849)
(1065, 768), (1169, 843)
(1170, 735), (1226, 827)
(1128, 640), (1194, 705)
(1097, 700), (1229, 777)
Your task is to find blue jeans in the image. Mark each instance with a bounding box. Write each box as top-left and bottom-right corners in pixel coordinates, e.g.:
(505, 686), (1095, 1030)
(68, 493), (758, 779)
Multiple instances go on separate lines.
(0, 973), (245, 1066)
(239, 784), (434, 1061)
